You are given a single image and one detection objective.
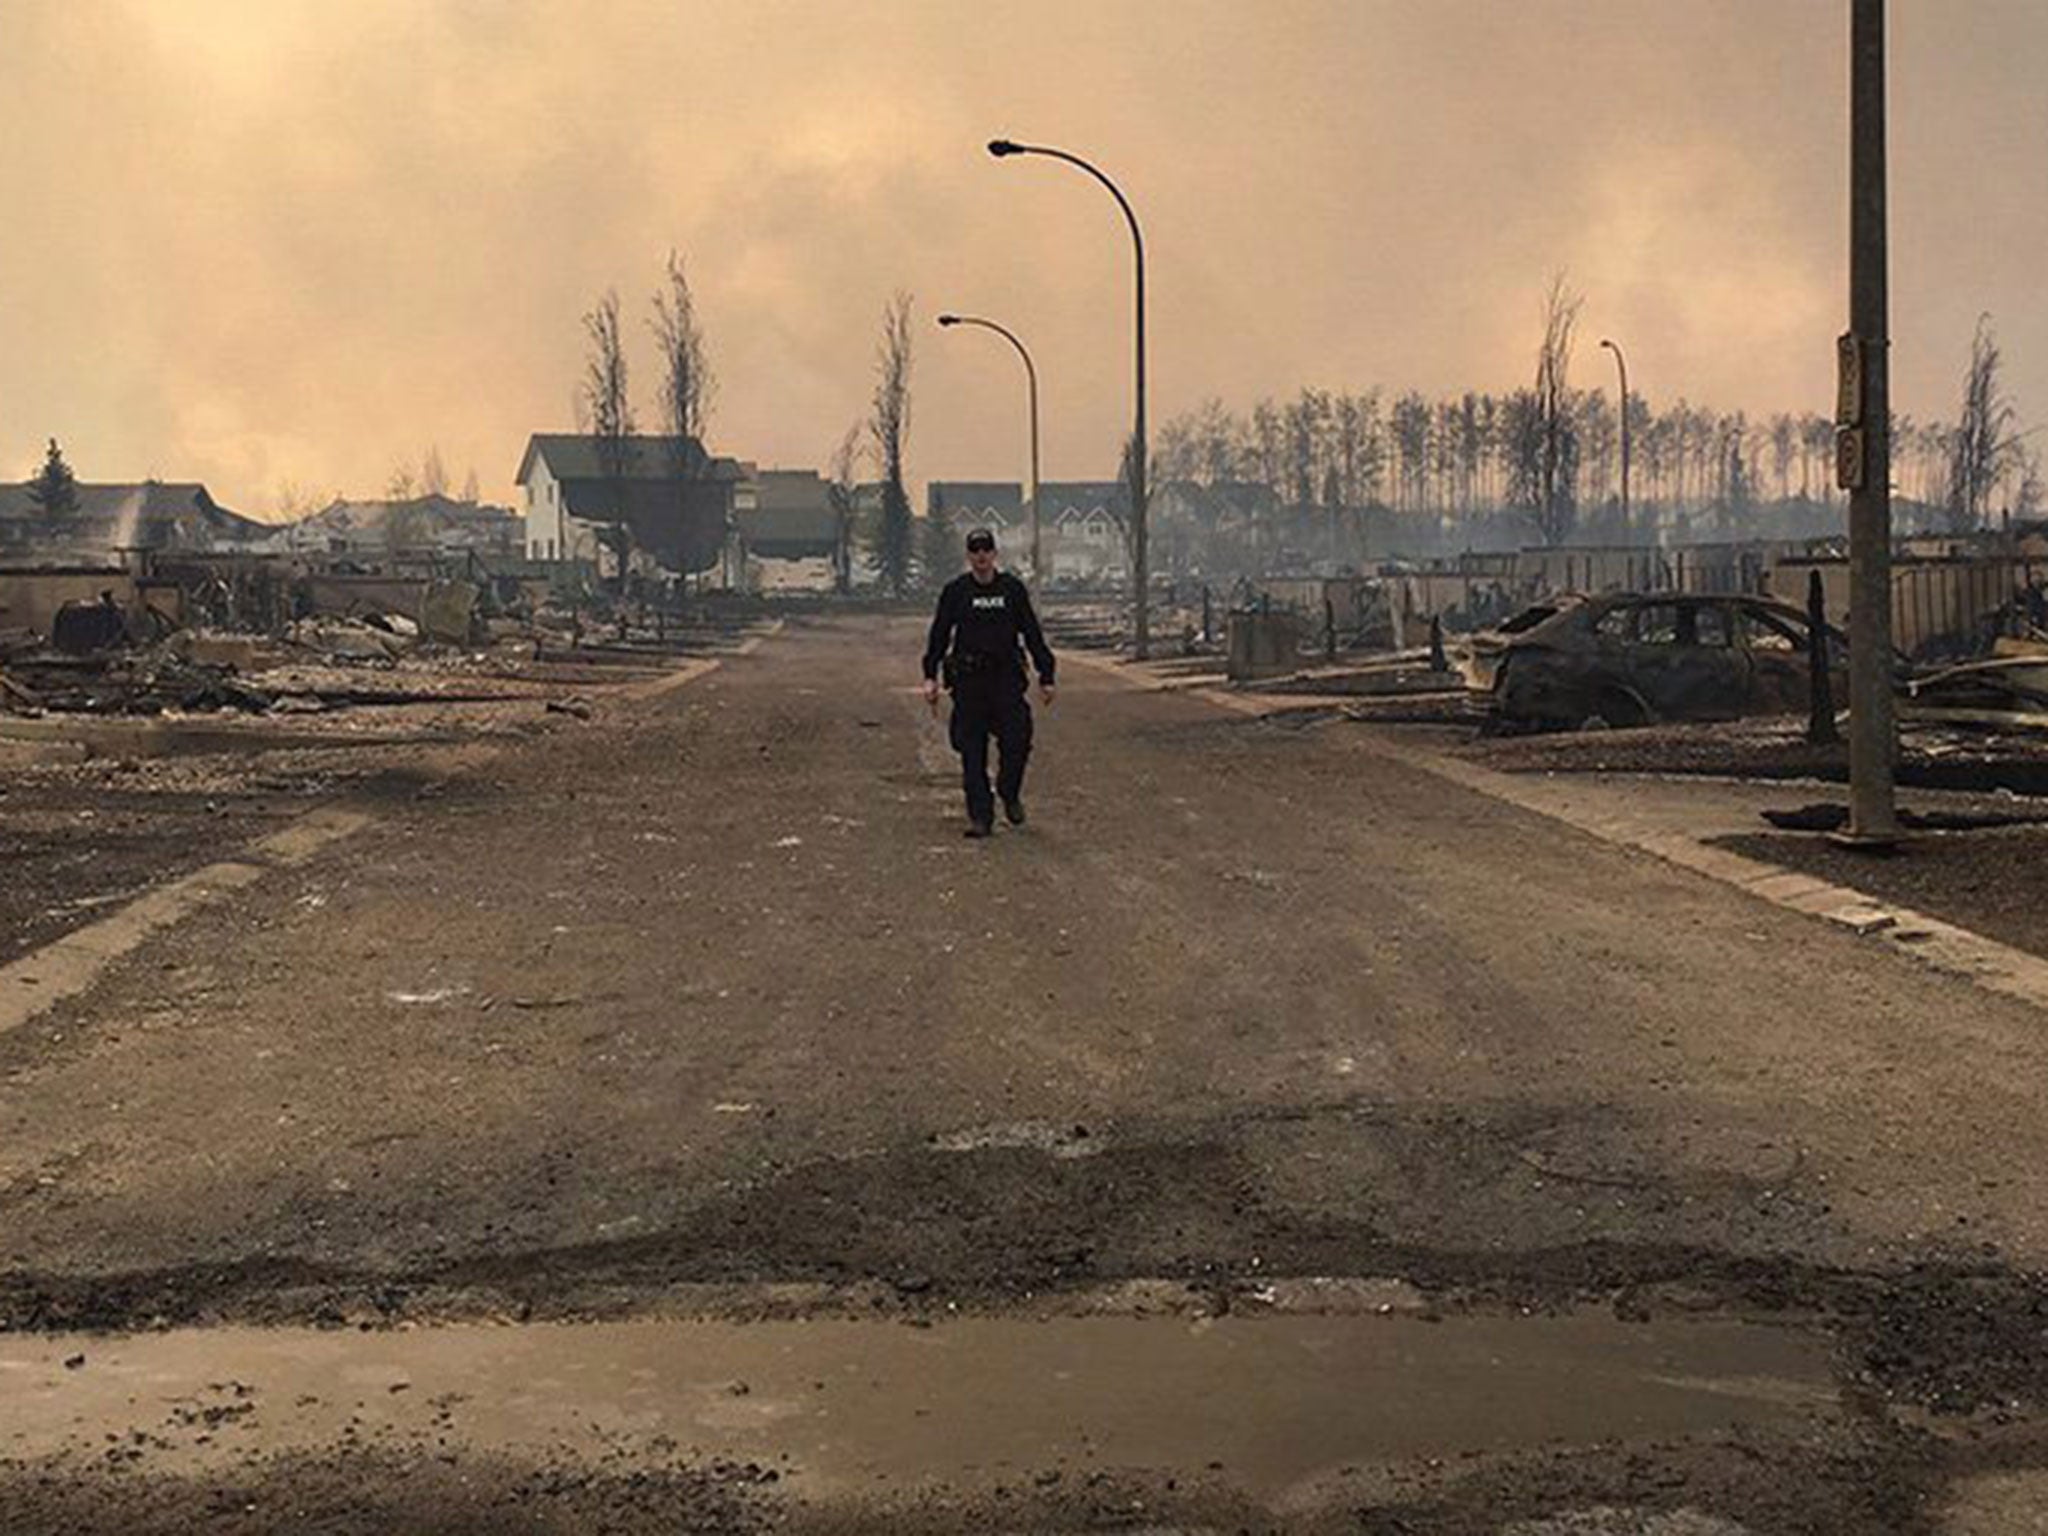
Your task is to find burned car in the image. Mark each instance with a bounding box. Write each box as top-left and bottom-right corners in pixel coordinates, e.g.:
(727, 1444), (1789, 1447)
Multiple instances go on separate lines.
(1459, 594), (1588, 693)
(1489, 591), (1846, 730)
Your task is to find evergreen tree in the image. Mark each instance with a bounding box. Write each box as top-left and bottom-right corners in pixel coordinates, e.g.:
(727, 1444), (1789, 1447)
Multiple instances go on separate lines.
(27, 438), (80, 517)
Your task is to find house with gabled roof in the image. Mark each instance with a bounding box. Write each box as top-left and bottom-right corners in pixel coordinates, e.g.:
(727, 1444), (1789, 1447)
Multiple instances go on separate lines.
(0, 481), (268, 562)
(515, 433), (746, 576)
(287, 493), (520, 557)
(1040, 480), (1127, 582)
(740, 470), (840, 560)
(927, 481), (1024, 541)
(735, 469), (845, 591)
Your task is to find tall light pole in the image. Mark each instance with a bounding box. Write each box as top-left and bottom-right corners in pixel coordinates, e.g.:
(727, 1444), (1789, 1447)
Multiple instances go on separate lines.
(988, 137), (1150, 658)
(938, 313), (1041, 583)
(1840, 0), (1899, 843)
(1599, 338), (1632, 546)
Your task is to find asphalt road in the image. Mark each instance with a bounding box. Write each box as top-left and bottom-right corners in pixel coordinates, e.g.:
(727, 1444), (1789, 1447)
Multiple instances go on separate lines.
(5, 611), (2048, 1533)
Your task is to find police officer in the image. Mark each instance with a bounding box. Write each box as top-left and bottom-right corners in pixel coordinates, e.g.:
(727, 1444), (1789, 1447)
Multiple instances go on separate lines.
(922, 527), (1056, 838)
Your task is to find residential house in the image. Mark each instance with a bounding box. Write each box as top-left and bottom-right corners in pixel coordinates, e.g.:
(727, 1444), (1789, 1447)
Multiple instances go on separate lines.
(516, 433), (745, 576)
(1039, 481), (1127, 583)
(282, 493), (521, 559)
(0, 481), (268, 564)
(926, 482), (1025, 543)
(736, 469), (843, 591)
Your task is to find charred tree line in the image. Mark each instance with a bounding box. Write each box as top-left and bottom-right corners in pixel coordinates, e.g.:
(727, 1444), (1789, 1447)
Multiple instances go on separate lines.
(1154, 318), (2041, 549)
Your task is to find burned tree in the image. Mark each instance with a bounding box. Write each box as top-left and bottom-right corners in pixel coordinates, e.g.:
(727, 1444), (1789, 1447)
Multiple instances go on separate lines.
(651, 249), (714, 502)
(420, 444), (449, 498)
(651, 250), (715, 594)
(827, 423), (861, 594)
(1532, 273), (1583, 545)
(651, 250), (714, 450)
(384, 465), (423, 553)
(581, 289), (637, 585)
(26, 438), (80, 518)
(1943, 314), (2023, 532)
(867, 291), (915, 597)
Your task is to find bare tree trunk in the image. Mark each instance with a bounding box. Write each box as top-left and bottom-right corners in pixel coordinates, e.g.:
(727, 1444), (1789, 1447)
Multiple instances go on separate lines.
(869, 292), (916, 597)
(582, 289), (636, 592)
(828, 423), (861, 595)
(1946, 314), (2018, 532)
(1534, 273), (1583, 546)
(651, 250), (715, 590)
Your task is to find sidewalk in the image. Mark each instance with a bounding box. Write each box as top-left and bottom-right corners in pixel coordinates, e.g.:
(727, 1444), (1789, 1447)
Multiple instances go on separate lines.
(1080, 648), (2048, 1017)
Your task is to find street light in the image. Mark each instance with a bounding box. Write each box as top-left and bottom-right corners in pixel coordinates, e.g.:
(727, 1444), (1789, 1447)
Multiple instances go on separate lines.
(1598, 338), (1632, 548)
(1841, 0), (1899, 844)
(938, 312), (1042, 583)
(988, 136), (1151, 658)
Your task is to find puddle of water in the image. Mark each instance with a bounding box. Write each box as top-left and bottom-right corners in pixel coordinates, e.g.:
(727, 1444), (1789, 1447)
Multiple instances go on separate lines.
(0, 1311), (1834, 1496)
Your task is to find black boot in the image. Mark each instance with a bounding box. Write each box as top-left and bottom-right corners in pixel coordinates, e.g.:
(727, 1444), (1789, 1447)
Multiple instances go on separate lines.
(1001, 797), (1026, 826)
(964, 818), (994, 839)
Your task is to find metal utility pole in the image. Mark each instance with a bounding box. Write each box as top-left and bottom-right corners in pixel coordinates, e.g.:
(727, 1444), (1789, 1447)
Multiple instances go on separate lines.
(988, 138), (1150, 657)
(1839, 0), (1899, 842)
(937, 313), (1041, 582)
(1599, 338), (1632, 543)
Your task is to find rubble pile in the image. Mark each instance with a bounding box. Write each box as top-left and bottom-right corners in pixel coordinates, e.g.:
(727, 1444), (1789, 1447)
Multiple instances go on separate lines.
(1904, 637), (2048, 730)
(0, 645), (270, 716)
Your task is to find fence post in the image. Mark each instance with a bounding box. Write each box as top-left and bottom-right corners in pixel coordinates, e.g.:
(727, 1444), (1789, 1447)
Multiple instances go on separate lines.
(1807, 569), (1839, 745)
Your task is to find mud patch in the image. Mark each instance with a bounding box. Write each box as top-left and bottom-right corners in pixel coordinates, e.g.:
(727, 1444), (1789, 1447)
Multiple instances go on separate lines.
(0, 1446), (772, 1536)
(0, 1312), (1832, 1496)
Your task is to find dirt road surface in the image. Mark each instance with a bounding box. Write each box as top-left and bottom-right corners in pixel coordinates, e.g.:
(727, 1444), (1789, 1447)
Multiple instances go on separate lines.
(5, 612), (2048, 1532)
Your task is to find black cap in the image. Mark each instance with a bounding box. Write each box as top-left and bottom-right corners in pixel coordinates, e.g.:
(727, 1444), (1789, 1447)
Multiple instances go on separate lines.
(965, 527), (996, 552)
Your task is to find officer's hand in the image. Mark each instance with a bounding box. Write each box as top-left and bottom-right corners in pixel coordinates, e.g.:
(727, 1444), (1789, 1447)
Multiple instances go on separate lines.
(923, 678), (940, 711)
(1040, 682), (1057, 706)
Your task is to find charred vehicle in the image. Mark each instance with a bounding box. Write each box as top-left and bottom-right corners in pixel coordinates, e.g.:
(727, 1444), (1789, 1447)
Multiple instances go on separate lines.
(1459, 594), (1588, 693)
(1489, 592), (1847, 730)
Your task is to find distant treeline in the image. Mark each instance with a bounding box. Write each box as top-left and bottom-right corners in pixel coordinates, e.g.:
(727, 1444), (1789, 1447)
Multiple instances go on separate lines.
(1155, 378), (2039, 547)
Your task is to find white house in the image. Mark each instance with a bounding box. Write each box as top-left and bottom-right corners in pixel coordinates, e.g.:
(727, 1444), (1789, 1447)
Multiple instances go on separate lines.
(515, 433), (744, 576)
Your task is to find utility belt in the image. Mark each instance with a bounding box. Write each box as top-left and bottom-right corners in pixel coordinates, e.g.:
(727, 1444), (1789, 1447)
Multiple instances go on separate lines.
(942, 648), (1023, 691)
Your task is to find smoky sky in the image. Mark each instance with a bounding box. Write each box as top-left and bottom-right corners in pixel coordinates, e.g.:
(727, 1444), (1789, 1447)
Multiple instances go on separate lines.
(1, 0), (2042, 515)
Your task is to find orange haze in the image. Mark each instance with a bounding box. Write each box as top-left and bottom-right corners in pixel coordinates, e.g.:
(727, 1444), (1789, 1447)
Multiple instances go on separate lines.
(1, 0), (2042, 515)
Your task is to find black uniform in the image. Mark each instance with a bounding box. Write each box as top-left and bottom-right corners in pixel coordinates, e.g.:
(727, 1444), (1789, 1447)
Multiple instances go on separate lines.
(922, 570), (1057, 825)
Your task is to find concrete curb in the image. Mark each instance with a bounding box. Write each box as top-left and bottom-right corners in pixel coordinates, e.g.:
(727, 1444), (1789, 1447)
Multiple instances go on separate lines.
(0, 632), (772, 1040)
(1066, 648), (2048, 1016)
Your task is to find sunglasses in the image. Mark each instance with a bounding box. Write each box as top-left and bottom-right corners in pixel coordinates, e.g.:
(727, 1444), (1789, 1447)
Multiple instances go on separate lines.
(966, 540), (995, 553)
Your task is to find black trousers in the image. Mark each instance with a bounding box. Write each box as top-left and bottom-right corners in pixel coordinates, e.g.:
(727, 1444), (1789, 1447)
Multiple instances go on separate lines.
(949, 677), (1033, 823)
